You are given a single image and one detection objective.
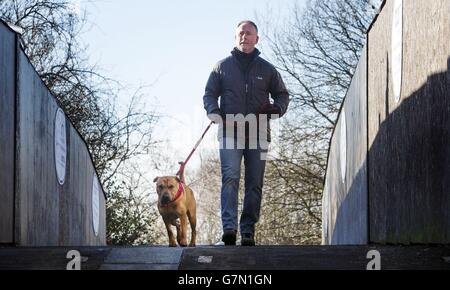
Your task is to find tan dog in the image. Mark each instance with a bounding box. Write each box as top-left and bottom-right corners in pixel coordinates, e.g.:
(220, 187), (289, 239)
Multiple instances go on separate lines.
(153, 169), (196, 247)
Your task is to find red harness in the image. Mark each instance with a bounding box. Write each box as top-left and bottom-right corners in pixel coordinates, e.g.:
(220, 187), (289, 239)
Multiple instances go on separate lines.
(159, 182), (184, 208)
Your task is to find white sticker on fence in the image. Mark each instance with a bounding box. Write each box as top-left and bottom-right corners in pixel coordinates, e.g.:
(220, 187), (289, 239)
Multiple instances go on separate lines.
(92, 174), (100, 236)
(54, 108), (67, 185)
(392, 0), (403, 103)
(198, 256), (213, 264)
(340, 109), (347, 184)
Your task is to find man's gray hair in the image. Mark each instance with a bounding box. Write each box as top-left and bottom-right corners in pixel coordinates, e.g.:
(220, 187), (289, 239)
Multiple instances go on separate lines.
(237, 20), (258, 33)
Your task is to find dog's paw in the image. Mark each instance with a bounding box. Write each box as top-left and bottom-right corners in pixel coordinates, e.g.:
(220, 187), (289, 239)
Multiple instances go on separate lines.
(189, 243), (196, 247)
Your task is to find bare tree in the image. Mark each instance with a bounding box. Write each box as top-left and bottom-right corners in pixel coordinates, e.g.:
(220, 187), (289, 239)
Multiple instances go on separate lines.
(1, 0), (159, 183)
(106, 164), (166, 245)
(255, 0), (381, 244)
(0, 0), (161, 245)
(262, 0), (381, 127)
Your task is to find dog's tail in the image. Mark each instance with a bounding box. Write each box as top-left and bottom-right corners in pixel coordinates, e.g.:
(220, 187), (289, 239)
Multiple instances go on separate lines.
(178, 161), (186, 184)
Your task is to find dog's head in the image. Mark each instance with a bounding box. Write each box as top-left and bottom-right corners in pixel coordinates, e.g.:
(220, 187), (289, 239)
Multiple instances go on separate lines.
(153, 176), (181, 206)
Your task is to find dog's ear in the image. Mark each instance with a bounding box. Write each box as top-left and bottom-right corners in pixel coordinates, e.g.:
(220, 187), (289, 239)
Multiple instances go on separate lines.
(153, 177), (159, 183)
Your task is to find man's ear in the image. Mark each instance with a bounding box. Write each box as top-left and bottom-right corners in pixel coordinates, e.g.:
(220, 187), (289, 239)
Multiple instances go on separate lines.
(153, 177), (159, 183)
(255, 35), (259, 45)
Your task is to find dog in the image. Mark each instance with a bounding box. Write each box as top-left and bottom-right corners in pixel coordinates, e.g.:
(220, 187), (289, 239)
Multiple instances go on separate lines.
(153, 166), (196, 247)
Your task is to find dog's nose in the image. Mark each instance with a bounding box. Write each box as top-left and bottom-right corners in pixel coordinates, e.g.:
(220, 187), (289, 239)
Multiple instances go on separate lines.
(161, 194), (171, 205)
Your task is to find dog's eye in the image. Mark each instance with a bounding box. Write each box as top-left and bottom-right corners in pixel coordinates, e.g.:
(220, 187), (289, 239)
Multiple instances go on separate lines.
(169, 185), (174, 189)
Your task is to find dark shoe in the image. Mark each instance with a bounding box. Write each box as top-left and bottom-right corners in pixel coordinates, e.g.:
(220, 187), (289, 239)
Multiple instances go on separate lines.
(241, 233), (255, 246)
(222, 230), (237, 246)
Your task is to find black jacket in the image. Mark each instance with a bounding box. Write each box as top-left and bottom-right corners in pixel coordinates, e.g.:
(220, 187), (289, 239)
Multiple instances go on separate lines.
(203, 48), (290, 142)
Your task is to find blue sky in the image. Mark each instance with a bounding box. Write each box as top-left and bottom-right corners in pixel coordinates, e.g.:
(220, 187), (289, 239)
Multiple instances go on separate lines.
(80, 0), (306, 171)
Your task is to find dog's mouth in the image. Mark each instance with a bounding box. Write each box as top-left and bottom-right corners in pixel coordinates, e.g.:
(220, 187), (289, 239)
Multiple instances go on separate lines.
(160, 195), (172, 205)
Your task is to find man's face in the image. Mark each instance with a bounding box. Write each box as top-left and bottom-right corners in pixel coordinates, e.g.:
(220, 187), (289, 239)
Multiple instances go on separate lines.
(235, 23), (259, 54)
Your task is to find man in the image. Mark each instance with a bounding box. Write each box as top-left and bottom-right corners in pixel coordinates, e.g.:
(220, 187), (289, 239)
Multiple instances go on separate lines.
(203, 20), (289, 246)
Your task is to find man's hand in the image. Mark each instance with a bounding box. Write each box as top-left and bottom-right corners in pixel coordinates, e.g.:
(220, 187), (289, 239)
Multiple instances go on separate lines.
(259, 103), (281, 118)
(207, 109), (223, 124)
(207, 110), (237, 127)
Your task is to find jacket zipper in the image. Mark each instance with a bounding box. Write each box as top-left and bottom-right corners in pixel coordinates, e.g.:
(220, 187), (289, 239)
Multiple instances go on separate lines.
(236, 57), (257, 115)
(244, 64), (253, 114)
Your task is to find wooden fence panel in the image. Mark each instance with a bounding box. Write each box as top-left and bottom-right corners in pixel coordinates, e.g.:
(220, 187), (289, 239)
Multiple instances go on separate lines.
(0, 22), (16, 243)
(16, 49), (60, 245)
(0, 18), (106, 247)
(323, 47), (368, 245)
(368, 0), (450, 243)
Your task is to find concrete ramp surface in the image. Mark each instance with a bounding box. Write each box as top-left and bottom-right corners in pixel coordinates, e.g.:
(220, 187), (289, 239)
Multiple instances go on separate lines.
(0, 245), (449, 270)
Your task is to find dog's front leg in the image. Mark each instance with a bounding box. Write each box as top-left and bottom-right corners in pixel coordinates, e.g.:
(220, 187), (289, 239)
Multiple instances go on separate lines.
(175, 219), (182, 246)
(187, 209), (196, 247)
(163, 218), (177, 247)
(178, 215), (188, 247)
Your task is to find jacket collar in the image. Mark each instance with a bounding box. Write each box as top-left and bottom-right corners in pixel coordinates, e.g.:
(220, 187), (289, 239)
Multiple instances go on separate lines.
(231, 47), (261, 62)
(231, 47), (260, 72)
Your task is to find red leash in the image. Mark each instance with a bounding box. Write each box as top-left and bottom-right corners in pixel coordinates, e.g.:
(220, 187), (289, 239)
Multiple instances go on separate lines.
(176, 121), (214, 176)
